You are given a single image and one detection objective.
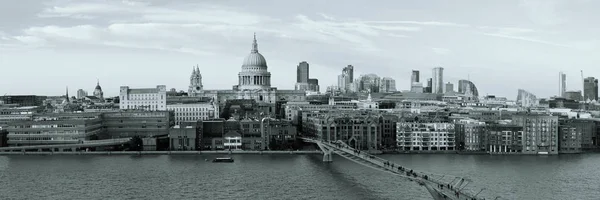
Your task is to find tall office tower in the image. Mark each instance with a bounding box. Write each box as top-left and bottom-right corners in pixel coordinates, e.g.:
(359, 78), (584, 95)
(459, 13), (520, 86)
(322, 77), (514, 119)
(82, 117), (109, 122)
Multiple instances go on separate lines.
(411, 70), (420, 84)
(559, 72), (566, 97)
(295, 61), (310, 91)
(343, 65), (354, 82)
(410, 70), (422, 93)
(76, 89), (88, 99)
(337, 65), (354, 93)
(445, 82), (454, 93)
(358, 74), (381, 93)
(423, 78), (433, 93)
(432, 67), (444, 94)
(297, 61), (309, 83)
(583, 77), (599, 101)
(380, 77), (396, 92)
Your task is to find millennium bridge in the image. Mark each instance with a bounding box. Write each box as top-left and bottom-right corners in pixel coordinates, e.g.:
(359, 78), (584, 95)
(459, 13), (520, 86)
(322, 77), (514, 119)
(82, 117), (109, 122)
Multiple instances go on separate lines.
(301, 137), (502, 200)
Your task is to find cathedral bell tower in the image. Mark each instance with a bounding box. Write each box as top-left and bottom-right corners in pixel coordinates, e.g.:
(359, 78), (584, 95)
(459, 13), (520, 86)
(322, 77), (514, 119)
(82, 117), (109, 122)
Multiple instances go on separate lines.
(188, 65), (203, 96)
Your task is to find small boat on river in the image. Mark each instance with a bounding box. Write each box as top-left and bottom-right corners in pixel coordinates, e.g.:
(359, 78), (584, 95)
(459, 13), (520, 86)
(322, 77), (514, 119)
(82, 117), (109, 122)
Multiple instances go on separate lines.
(212, 157), (234, 163)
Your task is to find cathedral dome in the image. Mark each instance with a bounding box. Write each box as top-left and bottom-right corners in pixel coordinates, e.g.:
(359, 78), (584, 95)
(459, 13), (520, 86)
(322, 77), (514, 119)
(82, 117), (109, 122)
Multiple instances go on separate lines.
(242, 52), (267, 67)
(241, 33), (267, 70)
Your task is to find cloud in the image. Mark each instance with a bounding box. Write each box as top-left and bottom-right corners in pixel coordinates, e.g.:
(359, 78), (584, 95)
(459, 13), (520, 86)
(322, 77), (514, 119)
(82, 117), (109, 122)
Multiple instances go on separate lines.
(431, 47), (450, 55)
(519, 0), (566, 26)
(387, 33), (409, 38)
(477, 25), (568, 48)
(478, 26), (536, 35)
(291, 14), (420, 52)
(482, 33), (568, 48)
(360, 20), (470, 27)
(319, 13), (336, 20)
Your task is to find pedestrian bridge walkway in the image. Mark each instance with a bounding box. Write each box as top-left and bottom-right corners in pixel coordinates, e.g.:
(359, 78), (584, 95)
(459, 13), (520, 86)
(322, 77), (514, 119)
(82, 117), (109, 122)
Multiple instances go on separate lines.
(0, 138), (132, 152)
(301, 137), (502, 200)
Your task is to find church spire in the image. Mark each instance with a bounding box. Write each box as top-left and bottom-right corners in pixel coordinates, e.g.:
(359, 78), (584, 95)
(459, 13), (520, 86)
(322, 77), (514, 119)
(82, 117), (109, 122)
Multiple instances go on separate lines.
(65, 86), (70, 103)
(251, 32), (258, 53)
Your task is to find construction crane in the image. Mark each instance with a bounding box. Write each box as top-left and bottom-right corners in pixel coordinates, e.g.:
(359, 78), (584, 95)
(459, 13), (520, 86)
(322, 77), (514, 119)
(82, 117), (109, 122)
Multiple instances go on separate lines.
(581, 70), (586, 101)
(581, 70), (585, 89)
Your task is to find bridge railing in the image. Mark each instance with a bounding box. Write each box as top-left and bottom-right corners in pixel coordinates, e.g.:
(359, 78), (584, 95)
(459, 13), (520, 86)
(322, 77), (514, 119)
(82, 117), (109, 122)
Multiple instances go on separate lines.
(305, 138), (490, 200)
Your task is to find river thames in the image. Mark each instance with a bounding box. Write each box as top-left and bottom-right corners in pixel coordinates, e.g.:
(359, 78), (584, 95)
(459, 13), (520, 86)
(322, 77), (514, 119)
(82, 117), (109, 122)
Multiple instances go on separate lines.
(0, 154), (598, 200)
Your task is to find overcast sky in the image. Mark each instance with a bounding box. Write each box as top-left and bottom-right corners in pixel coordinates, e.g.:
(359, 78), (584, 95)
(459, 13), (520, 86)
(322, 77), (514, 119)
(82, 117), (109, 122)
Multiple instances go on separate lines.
(1, 0), (599, 99)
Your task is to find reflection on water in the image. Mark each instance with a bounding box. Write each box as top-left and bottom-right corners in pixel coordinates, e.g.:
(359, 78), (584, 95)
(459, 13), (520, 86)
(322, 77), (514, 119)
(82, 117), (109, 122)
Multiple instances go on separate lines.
(0, 154), (598, 200)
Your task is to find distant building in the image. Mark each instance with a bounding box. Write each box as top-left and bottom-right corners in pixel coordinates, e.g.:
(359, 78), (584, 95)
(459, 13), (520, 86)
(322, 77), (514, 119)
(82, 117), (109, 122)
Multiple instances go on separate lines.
(583, 77), (598, 101)
(512, 114), (559, 154)
(307, 78), (319, 92)
(337, 65), (354, 93)
(357, 74), (381, 93)
(93, 80), (104, 101)
(516, 89), (538, 107)
(101, 111), (174, 139)
(458, 80), (479, 98)
(380, 77), (396, 93)
(558, 119), (596, 153)
(297, 61), (309, 83)
(397, 122), (455, 151)
(565, 90), (583, 101)
(432, 67), (444, 94)
(167, 101), (217, 125)
(169, 122), (198, 151)
(410, 70), (422, 93)
(77, 89), (88, 99)
(455, 120), (486, 151)
(445, 82), (454, 93)
(5, 113), (104, 146)
(119, 85), (168, 111)
(559, 72), (566, 97)
(424, 78), (433, 93)
(411, 70), (420, 84)
(188, 65), (203, 97)
(303, 111), (393, 151)
(487, 124), (524, 154)
(0, 95), (47, 107)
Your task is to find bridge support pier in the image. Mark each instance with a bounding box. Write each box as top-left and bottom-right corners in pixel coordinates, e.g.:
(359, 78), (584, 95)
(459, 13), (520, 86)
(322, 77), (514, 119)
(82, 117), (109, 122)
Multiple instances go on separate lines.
(316, 142), (333, 162)
(323, 150), (333, 162)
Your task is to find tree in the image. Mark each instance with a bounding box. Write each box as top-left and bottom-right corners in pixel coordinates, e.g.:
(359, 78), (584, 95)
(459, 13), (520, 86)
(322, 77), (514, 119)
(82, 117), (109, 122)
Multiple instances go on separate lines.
(128, 136), (144, 151)
(269, 137), (279, 150)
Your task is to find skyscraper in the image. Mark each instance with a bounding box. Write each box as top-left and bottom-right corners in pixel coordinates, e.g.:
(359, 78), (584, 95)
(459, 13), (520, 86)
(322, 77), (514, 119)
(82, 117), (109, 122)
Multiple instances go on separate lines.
(424, 78), (433, 93)
(410, 70), (423, 93)
(445, 82), (454, 93)
(343, 65), (354, 81)
(380, 77), (396, 93)
(337, 65), (354, 93)
(583, 77), (598, 101)
(295, 61), (310, 91)
(297, 61), (309, 83)
(411, 70), (420, 84)
(559, 72), (566, 97)
(432, 67), (444, 94)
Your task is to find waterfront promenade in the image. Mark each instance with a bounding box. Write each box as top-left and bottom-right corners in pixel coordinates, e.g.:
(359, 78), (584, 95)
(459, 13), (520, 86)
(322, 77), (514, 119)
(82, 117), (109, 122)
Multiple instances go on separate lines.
(0, 150), (322, 155)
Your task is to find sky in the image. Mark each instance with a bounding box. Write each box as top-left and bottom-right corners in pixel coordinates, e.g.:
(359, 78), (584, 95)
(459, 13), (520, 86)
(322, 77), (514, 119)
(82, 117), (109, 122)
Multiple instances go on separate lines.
(0, 0), (599, 99)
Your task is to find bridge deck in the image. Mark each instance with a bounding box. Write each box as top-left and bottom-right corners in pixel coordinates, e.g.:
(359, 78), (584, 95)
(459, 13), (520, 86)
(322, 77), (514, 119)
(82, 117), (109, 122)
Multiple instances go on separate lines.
(303, 137), (492, 200)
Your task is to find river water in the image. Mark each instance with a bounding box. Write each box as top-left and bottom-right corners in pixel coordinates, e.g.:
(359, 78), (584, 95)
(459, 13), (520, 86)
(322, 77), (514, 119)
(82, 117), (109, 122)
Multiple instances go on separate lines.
(0, 154), (598, 200)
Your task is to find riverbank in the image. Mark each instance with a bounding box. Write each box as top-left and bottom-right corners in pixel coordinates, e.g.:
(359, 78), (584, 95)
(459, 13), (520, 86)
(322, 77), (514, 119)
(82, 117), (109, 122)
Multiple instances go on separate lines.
(0, 150), (323, 156)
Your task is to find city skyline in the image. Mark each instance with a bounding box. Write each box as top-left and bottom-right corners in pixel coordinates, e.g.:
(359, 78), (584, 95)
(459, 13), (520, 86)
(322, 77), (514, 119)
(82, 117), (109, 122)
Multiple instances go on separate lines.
(1, 0), (600, 98)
